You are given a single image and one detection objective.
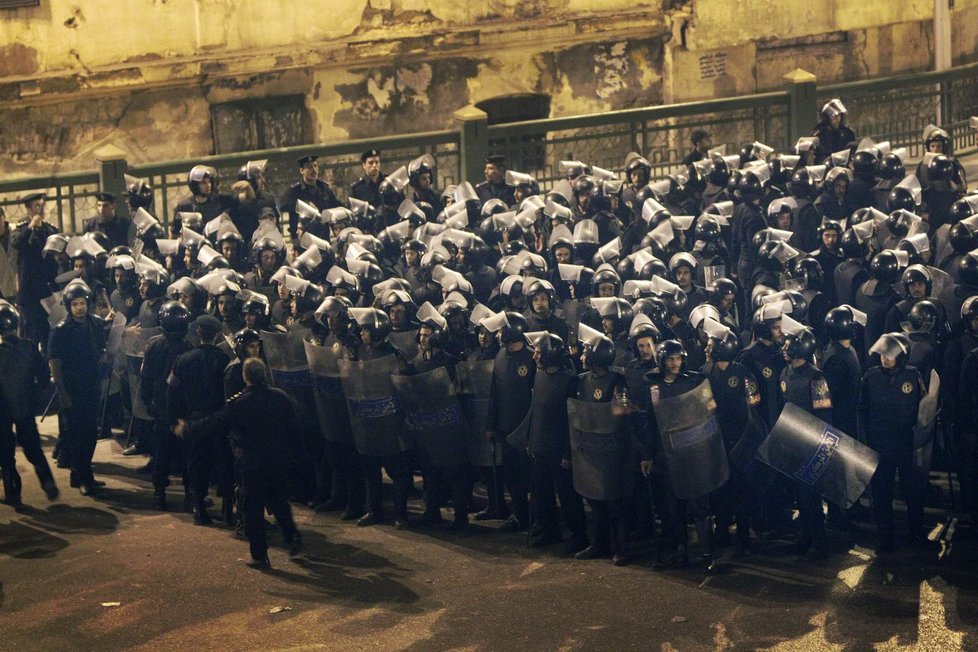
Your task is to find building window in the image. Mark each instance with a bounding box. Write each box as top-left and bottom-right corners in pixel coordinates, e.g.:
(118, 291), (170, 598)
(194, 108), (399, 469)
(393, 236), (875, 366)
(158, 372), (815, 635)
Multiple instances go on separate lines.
(479, 94), (551, 173)
(210, 95), (310, 154)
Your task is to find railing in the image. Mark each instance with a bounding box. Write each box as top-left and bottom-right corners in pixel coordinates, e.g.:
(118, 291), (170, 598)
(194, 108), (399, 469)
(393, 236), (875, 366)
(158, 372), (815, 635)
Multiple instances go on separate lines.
(1, 61), (975, 233)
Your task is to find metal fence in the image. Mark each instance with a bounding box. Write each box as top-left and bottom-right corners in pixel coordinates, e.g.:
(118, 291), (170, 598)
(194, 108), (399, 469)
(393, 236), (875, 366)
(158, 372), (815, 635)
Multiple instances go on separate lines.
(1, 60), (975, 233)
(487, 92), (790, 189)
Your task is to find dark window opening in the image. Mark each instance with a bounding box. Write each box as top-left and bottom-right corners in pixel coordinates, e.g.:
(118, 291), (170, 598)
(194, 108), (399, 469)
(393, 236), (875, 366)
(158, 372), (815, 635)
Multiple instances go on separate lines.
(478, 94), (551, 173)
(210, 95), (310, 154)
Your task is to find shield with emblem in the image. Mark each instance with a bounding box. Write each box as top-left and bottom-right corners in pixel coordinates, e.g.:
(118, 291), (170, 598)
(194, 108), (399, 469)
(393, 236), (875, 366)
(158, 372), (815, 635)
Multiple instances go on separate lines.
(121, 325), (164, 420)
(651, 379), (729, 499)
(756, 402), (879, 508)
(304, 339), (353, 444)
(456, 359), (500, 466)
(568, 398), (633, 500)
(338, 357), (409, 456)
(391, 367), (468, 467)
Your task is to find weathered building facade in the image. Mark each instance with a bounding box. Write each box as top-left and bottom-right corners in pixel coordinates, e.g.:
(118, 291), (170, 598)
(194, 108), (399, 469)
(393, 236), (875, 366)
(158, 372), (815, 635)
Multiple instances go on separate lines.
(0, 0), (975, 179)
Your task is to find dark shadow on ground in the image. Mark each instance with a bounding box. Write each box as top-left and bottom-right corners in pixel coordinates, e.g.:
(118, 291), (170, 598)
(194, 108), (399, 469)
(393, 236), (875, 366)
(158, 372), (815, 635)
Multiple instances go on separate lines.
(0, 521), (70, 559)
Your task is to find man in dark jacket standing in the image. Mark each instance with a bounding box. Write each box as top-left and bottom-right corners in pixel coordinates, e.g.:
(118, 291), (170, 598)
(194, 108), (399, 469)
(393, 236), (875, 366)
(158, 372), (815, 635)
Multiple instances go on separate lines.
(220, 358), (303, 569)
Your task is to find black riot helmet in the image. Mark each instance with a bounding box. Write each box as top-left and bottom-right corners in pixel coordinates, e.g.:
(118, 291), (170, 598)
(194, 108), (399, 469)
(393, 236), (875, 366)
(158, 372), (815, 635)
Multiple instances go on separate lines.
(710, 330), (740, 362)
(708, 155), (731, 187)
(655, 339), (687, 366)
(958, 252), (978, 286)
(850, 150), (878, 180)
(783, 327), (817, 359)
(887, 187), (917, 214)
(792, 257), (824, 291)
(870, 250), (901, 284)
(237, 159), (267, 192)
(788, 168), (817, 200)
(949, 197), (977, 223)
(159, 300), (192, 337)
(824, 305), (860, 340)
(62, 280), (94, 309)
(927, 154), (956, 183)
(840, 228), (868, 258)
(0, 301), (20, 334)
(877, 153), (905, 180)
(901, 264), (933, 297)
(582, 333), (616, 369)
(528, 332), (569, 368)
(948, 222), (977, 254)
(232, 328), (263, 360)
(351, 307), (392, 342)
(628, 320), (661, 357)
(905, 300), (939, 333)
(187, 165), (218, 196)
(501, 311), (529, 344)
(633, 296), (670, 332)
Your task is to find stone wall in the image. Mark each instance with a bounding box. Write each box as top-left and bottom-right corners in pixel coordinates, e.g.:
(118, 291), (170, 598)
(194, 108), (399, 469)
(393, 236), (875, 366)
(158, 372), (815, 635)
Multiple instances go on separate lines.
(0, 0), (973, 179)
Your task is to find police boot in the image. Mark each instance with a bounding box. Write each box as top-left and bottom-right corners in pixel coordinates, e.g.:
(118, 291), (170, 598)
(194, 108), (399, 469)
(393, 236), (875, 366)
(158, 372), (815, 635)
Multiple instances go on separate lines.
(193, 494), (213, 526)
(694, 518), (716, 571)
(611, 522), (630, 566)
(152, 487), (168, 512)
(654, 544), (688, 570)
(1, 469), (24, 512)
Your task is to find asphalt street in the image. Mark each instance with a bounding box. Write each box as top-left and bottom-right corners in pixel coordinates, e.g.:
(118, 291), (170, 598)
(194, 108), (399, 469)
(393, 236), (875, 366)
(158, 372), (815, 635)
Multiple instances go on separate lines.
(1, 423), (977, 651)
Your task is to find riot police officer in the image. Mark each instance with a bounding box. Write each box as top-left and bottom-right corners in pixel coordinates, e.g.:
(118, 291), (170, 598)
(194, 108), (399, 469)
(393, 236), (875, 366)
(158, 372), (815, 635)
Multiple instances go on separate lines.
(142, 301), (194, 511)
(350, 149), (386, 208)
(280, 155), (342, 241)
(860, 333), (926, 553)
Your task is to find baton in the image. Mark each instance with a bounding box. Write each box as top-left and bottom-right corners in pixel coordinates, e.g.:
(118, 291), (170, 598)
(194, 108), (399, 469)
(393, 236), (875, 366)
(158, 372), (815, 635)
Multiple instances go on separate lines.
(38, 389), (57, 422)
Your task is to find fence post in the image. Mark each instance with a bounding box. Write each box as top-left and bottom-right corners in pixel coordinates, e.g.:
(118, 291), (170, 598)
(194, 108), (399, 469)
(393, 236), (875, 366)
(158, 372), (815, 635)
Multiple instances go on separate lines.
(453, 105), (489, 186)
(94, 144), (129, 217)
(783, 69), (817, 149)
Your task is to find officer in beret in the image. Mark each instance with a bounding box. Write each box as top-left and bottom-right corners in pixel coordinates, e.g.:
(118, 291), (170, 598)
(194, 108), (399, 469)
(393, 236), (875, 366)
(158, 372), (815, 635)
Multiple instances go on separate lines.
(280, 155), (342, 241)
(350, 149), (386, 208)
(11, 192), (58, 351)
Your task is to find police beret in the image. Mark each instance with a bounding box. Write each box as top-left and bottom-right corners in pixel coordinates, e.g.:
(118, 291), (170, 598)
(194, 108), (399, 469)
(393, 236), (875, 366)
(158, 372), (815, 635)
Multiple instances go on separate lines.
(22, 192), (46, 206)
(94, 192), (116, 202)
(296, 155), (318, 167)
(193, 314), (224, 336)
(485, 155), (506, 168)
(361, 148), (381, 162)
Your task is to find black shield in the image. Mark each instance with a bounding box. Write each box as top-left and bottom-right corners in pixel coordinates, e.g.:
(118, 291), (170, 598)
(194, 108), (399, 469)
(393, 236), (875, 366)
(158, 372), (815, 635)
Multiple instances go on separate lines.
(304, 339), (353, 445)
(263, 331), (312, 391)
(337, 357), (409, 456)
(122, 326), (164, 421)
(568, 399), (633, 501)
(652, 379), (730, 500)
(388, 329), (419, 363)
(755, 402), (879, 509)
(392, 368), (468, 467)
(456, 359), (500, 466)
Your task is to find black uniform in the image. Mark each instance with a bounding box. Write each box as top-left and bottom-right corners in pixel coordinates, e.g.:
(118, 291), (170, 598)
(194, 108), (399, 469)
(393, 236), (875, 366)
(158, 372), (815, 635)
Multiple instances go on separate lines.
(792, 199), (821, 255)
(527, 361), (586, 547)
(350, 174), (386, 208)
(486, 344), (536, 527)
(0, 333), (57, 505)
(731, 201), (765, 283)
(736, 339), (784, 430)
(855, 279), (900, 358)
(834, 258), (869, 309)
(142, 333), (193, 503)
(779, 361), (833, 552)
(280, 180), (341, 240)
(48, 313), (108, 488)
(859, 364), (926, 546)
(223, 384), (302, 562)
(11, 220), (58, 349)
(476, 180), (516, 208)
(167, 342), (232, 520)
(82, 215), (135, 249)
(173, 195), (233, 225)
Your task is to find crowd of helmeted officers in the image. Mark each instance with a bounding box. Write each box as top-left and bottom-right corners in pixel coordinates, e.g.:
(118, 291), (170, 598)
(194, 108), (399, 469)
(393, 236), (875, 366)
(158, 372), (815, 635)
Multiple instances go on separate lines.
(1, 97), (978, 571)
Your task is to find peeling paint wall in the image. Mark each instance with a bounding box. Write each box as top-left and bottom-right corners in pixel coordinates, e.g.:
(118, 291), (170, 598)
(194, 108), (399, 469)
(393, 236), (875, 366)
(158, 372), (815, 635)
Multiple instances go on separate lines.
(0, 0), (972, 180)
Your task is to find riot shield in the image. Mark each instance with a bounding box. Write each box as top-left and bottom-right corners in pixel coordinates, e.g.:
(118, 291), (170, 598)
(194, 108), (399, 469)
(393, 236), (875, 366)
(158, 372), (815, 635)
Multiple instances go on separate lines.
(702, 263), (726, 289)
(304, 339), (353, 445)
(388, 329), (419, 364)
(456, 359), (500, 466)
(560, 299), (586, 335)
(337, 357), (409, 456)
(121, 326), (164, 421)
(913, 369), (940, 484)
(652, 379), (729, 500)
(756, 402), (879, 509)
(263, 331), (311, 390)
(568, 399), (633, 501)
(391, 368), (468, 467)
(504, 408), (531, 454)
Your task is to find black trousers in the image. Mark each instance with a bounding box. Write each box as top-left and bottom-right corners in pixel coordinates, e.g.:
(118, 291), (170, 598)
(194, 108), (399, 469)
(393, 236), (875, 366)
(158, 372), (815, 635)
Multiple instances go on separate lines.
(530, 454), (587, 541)
(63, 398), (98, 486)
(660, 479), (712, 549)
(587, 498), (629, 551)
(872, 450), (923, 544)
(186, 419), (233, 511)
(502, 441), (530, 526)
(324, 440), (365, 512)
(361, 452), (410, 520)
(239, 462), (298, 560)
(152, 420), (187, 492)
(18, 302), (50, 355)
(714, 465), (754, 545)
(1, 417), (56, 503)
(422, 463), (472, 523)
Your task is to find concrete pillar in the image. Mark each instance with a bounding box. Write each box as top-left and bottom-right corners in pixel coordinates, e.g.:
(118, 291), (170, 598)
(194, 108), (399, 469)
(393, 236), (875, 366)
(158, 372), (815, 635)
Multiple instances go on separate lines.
(94, 144), (129, 217)
(783, 69), (817, 149)
(934, 0), (953, 124)
(453, 105), (489, 187)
